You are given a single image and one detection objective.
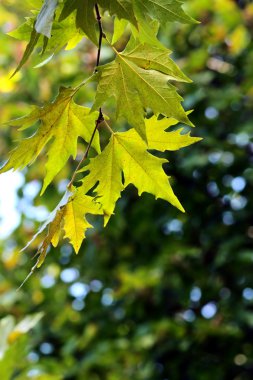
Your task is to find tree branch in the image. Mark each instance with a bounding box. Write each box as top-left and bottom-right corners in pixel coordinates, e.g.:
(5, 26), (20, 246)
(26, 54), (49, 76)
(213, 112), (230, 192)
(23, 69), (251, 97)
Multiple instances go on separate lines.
(68, 3), (105, 188)
(95, 3), (105, 70)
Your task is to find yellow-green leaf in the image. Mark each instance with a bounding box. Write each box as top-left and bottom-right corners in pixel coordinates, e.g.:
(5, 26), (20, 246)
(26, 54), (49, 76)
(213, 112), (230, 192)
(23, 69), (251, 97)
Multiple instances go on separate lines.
(115, 129), (184, 211)
(59, 0), (98, 45)
(63, 189), (103, 253)
(93, 39), (193, 141)
(81, 136), (124, 225)
(133, 0), (197, 25)
(0, 87), (100, 193)
(145, 115), (202, 151)
(80, 125), (187, 226)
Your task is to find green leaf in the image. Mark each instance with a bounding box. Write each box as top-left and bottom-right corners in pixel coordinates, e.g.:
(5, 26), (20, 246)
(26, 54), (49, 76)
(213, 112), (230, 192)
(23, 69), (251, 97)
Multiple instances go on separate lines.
(133, 0), (197, 25)
(93, 40), (192, 141)
(81, 135), (124, 225)
(63, 188), (103, 253)
(131, 17), (164, 48)
(123, 39), (191, 82)
(45, 12), (84, 52)
(115, 129), (184, 211)
(0, 87), (100, 193)
(112, 17), (128, 44)
(21, 190), (71, 253)
(19, 192), (71, 276)
(9, 12), (83, 64)
(59, 0), (98, 45)
(98, 0), (137, 26)
(3, 0), (200, 263)
(0, 313), (43, 360)
(11, 24), (40, 77)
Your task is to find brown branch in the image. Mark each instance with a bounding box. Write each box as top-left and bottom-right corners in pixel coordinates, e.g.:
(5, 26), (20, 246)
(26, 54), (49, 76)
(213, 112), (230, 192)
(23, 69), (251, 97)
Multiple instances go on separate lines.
(95, 3), (105, 70)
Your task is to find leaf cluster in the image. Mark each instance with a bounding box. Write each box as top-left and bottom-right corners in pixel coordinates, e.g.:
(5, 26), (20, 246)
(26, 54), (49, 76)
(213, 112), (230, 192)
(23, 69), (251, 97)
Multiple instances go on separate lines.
(0, 0), (200, 270)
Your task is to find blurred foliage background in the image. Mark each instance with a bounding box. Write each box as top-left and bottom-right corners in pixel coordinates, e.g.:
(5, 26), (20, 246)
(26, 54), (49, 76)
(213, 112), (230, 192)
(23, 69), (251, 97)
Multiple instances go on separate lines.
(0, 0), (253, 379)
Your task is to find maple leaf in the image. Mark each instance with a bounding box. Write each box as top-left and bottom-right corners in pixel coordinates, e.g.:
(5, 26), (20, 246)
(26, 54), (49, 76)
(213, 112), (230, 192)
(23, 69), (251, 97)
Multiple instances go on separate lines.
(35, 207), (65, 268)
(79, 119), (199, 225)
(124, 39), (191, 82)
(112, 18), (128, 44)
(63, 188), (103, 253)
(10, 24), (40, 78)
(133, 0), (197, 25)
(93, 39), (192, 140)
(20, 191), (71, 270)
(21, 188), (103, 270)
(0, 87), (100, 193)
(81, 135), (124, 226)
(98, 0), (137, 26)
(2, 0), (201, 271)
(59, 0), (98, 45)
(145, 115), (202, 151)
(115, 129), (184, 210)
(9, 12), (83, 71)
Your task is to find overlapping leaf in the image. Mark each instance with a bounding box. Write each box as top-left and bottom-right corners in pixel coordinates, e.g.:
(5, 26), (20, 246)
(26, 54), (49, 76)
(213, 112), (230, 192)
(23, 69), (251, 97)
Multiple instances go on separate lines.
(20, 190), (71, 270)
(80, 116), (200, 225)
(99, 0), (137, 26)
(144, 115), (202, 151)
(22, 189), (103, 272)
(133, 0), (196, 25)
(9, 12), (83, 72)
(0, 87), (100, 193)
(59, 0), (98, 45)
(93, 38), (192, 140)
(64, 188), (103, 253)
(81, 135), (124, 225)
(2, 0), (201, 268)
(10, 1), (196, 74)
(124, 40), (191, 82)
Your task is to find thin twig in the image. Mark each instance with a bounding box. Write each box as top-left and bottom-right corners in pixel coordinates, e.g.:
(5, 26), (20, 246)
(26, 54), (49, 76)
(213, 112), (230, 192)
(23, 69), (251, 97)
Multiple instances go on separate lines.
(95, 3), (105, 70)
(68, 3), (106, 188)
(68, 109), (104, 187)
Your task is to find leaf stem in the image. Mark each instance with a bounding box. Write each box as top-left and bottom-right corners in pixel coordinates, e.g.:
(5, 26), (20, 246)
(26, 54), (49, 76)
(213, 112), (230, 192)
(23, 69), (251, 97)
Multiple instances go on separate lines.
(103, 119), (114, 134)
(73, 73), (96, 94)
(68, 109), (104, 188)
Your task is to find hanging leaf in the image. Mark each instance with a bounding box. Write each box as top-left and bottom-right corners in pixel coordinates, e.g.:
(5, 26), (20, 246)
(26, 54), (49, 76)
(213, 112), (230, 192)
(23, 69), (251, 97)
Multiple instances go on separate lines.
(1, 0), (201, 269)
(81, 134), (124, 225)
(80, 118), (200, 225)
(93, 38), (193, 141)
(11, 24), (40, 77)
(145, 115), (202, 151)
(59, 0), (98, 45)
(98, 0), (137, 26)
(0, 87), (100, 193)
(133, 0), (197, 25)
(63, 188), (103, 253)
